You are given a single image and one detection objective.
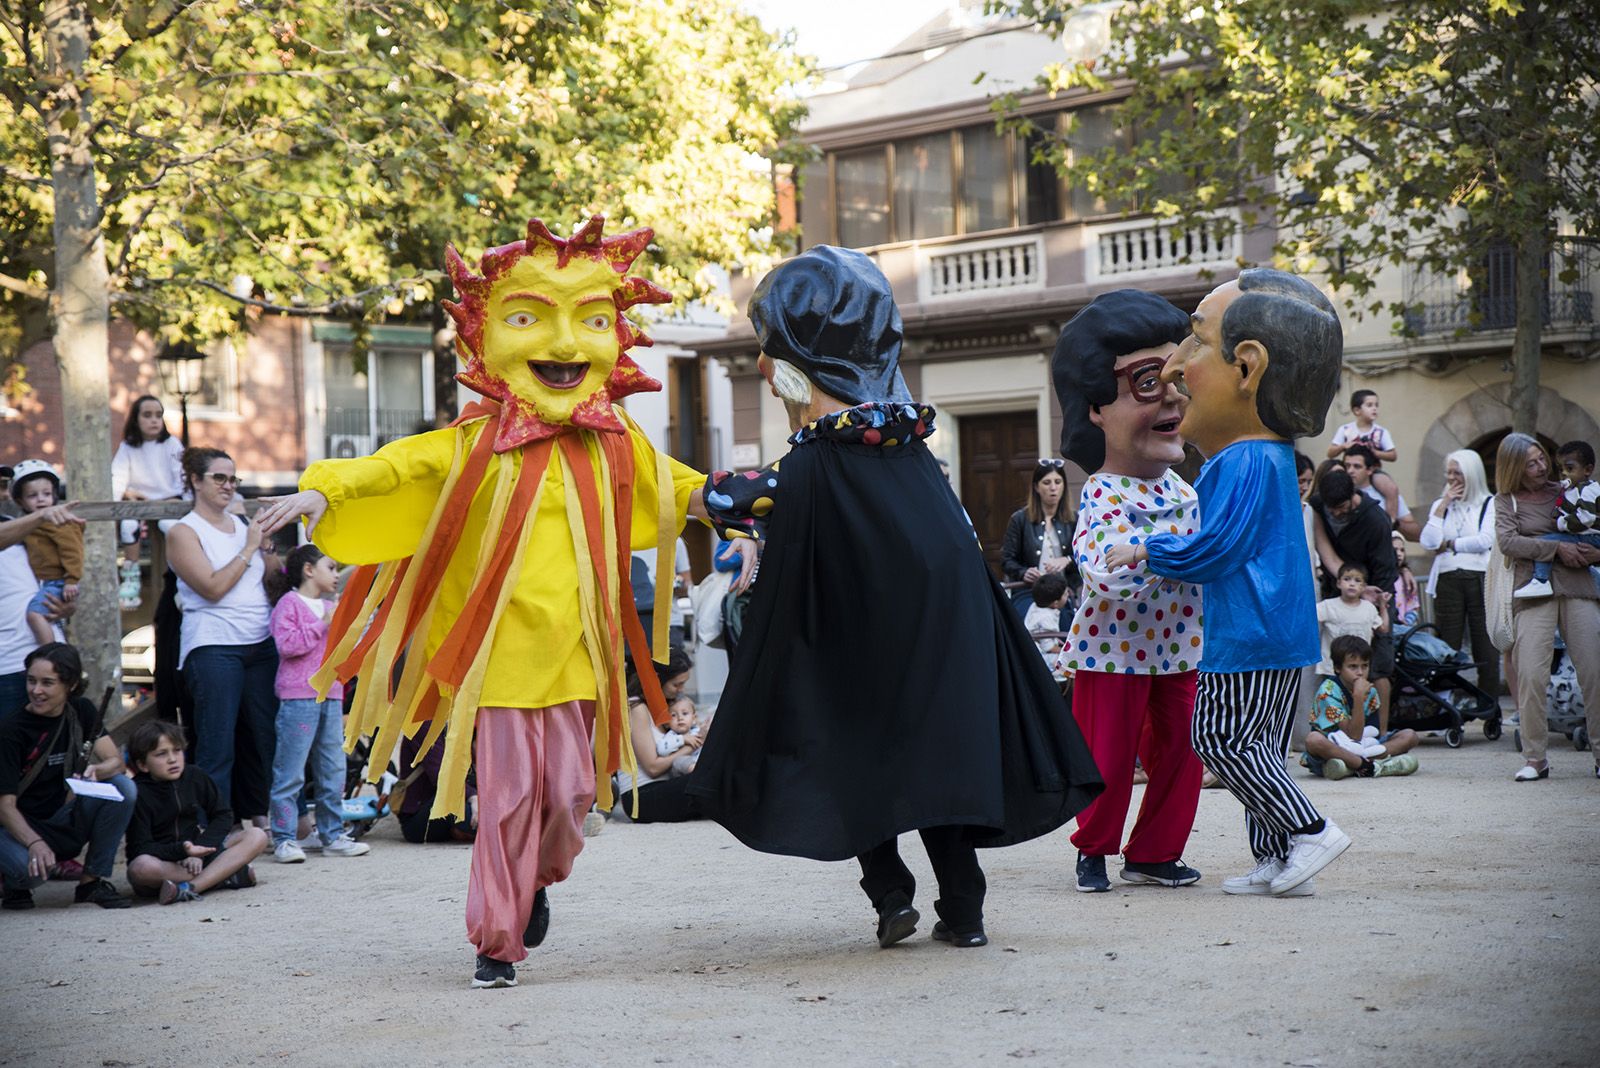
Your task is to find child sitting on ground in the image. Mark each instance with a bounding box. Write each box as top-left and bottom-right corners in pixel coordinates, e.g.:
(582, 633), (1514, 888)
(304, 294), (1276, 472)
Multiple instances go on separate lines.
(1326, 389), (1397, 463)
(10, 461), (81, 645)
(125, 720), (269, 903)
(1515, 439), (1600, 600)
(1315, 563), (1389, 678)
(1302, 636), (1419, 779)
(1391, 532), (1420, 626)
(656, 696), (704, 777)
(1024, 571), (1071, 659)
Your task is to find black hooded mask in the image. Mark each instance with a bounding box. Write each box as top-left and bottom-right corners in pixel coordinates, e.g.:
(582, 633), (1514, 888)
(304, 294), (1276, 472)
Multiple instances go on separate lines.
(1051, 289), (1190, 472)
(748, 245), (911, 406)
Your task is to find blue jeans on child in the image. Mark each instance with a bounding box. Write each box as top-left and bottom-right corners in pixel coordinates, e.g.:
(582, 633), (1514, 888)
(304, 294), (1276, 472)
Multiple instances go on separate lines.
(1531, 532), (1600, 582)
(268, 698), (346, 846)
(26, 578), (65, 617)
(0, 775), (136, 889)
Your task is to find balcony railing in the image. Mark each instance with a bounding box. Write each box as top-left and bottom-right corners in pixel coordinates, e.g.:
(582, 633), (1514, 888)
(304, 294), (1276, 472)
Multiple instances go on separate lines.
(1402, 238), (1598, 337)
(920, 235), (1045, 301)
(1087, 210), (1241, 281)
(324, 406), (429, 458)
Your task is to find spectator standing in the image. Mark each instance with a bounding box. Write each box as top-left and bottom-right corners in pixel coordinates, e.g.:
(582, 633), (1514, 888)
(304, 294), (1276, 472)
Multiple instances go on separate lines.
(1493, 434), (1600, 781)
(10, 462), (82, 646)
(1418, 449), (1498, 696)
(111, 395), (186, 608)
(0, 643), (133, 910)
(1513, 439), (1600, 600)
(1311, 467), (1400, 734)
(1326, 389), (1397, 462)
(1342, 443), (1421, 541)
(264, 544), (369, 863)
(1001, 460), (1078, 616)
(167, 447), (278, 821)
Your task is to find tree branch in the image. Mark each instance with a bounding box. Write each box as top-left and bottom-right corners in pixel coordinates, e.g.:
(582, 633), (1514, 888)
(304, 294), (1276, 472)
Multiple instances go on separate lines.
(135, 275), (431, 318)
(0, 271), (49, 302)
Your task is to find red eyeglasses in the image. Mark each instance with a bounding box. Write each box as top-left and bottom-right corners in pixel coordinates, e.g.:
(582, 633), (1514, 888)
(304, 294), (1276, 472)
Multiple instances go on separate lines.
(1112, 356), (1172, 404)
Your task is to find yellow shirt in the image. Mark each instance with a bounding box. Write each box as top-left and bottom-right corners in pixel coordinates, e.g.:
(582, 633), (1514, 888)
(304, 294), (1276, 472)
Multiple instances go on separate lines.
(300, 412), (702, 709)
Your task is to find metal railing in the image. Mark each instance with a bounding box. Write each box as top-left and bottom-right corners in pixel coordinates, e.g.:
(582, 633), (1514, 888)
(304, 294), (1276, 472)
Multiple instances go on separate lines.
(323, 407), (429, 458)
(1402, 238), (1598, 336)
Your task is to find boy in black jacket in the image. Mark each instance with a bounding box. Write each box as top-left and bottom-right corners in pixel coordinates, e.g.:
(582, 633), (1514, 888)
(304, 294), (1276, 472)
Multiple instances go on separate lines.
(125, 721), (268, 904)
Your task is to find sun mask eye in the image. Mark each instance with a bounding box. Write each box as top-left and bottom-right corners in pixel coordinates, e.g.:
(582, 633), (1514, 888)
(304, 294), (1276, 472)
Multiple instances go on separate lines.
(583, 312), (611, 331)
(504, 311), (538, 328)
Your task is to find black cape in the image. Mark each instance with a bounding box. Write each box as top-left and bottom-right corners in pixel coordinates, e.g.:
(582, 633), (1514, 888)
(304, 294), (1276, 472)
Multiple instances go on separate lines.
(686, 404), (1103, 862)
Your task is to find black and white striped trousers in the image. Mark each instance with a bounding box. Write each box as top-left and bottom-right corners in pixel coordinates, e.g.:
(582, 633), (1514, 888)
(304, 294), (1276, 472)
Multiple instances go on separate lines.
(1191, 668), (1323, 862)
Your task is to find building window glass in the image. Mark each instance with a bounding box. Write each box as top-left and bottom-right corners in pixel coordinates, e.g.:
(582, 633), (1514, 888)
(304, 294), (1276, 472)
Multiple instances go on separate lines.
(797, 156), (832, 250)
(1020, 125), (1061, 225)
(835, 148), (890, 249)
(184, 340), (239, 415)
(893, 133), (955, 241)
(960, 123), (1013, 234)
(1067, 103), (1128, 218)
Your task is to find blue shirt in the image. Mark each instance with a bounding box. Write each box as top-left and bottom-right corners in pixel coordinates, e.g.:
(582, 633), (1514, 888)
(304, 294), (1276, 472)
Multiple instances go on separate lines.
(1142, 439), (1318, 673)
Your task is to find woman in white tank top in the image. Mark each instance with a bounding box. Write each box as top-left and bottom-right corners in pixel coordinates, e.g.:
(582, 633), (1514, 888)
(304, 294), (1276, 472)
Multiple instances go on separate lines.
(167, 448), (279, 822)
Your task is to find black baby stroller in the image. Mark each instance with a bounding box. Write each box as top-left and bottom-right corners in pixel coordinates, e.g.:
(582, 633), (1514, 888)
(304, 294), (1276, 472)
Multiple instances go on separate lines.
(1514, 635), (1591, 754)
(1388, 624), (1502, 747)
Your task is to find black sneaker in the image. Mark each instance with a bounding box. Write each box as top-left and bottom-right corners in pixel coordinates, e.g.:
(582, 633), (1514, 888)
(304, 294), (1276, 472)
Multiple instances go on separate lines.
(74, 878), (132, 909)
(874, 891), (920, 949)
(472, 954), (518, 989)
(1119, 859), (1202, 887)
(1075, 852), (1111, 893)
(522, 887), (549, 949)
(931, 920), (988, 948)
(2, 884), (34, 910)
(220, 865), (257, 891)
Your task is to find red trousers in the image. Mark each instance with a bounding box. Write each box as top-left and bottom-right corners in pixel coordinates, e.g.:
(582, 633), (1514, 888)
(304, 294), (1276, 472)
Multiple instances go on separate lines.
(465, 703), (596, 963)
(1069, 671), (1201, 863)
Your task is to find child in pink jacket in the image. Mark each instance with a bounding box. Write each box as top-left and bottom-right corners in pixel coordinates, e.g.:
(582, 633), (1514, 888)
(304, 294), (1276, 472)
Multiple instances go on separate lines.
(265, 545), (370, 863)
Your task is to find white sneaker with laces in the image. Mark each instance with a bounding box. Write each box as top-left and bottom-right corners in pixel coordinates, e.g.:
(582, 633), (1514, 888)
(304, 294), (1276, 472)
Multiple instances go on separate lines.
(1513, 579), (1554, 600)
(273, 840), (307, 864)
(1222, 857), (1283, 895)
(323, 834), (371, 858)
(1271, 819), (1351, 895)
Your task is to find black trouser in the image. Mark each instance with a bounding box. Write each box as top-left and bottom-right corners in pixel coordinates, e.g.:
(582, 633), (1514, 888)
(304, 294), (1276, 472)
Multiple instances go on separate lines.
(1433, 569), (1501, 697)
(857, 826), (986, 933)
(398, 805), (474, 844)
(618, 777), (700, 823)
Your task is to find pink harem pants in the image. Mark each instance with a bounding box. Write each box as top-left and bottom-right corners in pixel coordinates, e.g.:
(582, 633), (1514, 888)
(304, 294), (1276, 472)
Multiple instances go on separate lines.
(465, 702), (596, 964)
(1069, 671), (1202, 863)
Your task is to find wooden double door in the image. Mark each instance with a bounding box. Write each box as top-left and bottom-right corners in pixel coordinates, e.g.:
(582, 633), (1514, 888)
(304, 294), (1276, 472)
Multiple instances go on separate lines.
(957, 410), (1040, 577)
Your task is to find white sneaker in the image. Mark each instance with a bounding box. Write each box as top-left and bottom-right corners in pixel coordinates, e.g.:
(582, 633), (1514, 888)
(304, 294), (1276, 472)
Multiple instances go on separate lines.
(295, 835), (323, 852)
(1513, 579), (1554, 600)
(582, 809), (605, 837)
(323, 834), (370, 858)
(1271, 819), (1351, 895)
(273, 840), (307, 864)
(1221, 857), (1283, 895)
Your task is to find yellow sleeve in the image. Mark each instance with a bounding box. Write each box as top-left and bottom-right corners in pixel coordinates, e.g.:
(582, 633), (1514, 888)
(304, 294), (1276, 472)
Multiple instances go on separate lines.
(622, 412), (704, 551)
(300, 427), (459, 564)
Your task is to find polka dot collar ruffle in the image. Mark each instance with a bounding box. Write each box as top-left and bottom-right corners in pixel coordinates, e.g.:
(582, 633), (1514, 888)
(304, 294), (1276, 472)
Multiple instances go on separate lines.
(789, 402), (936, 447)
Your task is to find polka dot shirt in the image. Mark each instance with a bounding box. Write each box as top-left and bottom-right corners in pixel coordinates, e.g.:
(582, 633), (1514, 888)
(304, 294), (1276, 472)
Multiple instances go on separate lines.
(1059, 471), (1204, 676)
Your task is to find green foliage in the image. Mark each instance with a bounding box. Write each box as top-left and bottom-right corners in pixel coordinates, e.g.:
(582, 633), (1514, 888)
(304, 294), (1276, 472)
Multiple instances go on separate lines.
(990, 1), (1600, 326)
(0, 0), (810, 363)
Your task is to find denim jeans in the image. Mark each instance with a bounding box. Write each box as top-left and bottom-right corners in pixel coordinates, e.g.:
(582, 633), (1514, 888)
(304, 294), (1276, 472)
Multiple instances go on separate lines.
(1530, 532), (1600, 583)
(268, 698), (345, 846)
(185, 639), (279, 819)
(0, 775), (137, 889)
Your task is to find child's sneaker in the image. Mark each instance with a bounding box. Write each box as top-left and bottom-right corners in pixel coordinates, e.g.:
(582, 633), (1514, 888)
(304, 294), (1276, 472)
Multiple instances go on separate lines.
(1373, 753), (1419, 777)
(220, 865), (258, 890)
(1514, 579), (1554, 600)
(582, 809), (605, 837)
(1322, 758), (1351, 781)
(323, 834), (370, 858)
(274, 840), (307, 864)
(158, 879), (201, 905)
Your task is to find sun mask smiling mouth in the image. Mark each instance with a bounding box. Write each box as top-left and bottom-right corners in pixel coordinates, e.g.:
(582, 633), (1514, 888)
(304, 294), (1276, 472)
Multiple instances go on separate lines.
(528, 361), (591, 390)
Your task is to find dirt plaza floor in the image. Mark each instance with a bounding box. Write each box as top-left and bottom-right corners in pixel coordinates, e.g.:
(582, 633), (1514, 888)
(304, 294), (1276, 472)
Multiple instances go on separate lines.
(2, 730), (1597, 1068)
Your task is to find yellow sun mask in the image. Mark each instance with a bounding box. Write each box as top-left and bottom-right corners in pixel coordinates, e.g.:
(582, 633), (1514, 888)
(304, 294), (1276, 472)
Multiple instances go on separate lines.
(444, 216), (671, 452)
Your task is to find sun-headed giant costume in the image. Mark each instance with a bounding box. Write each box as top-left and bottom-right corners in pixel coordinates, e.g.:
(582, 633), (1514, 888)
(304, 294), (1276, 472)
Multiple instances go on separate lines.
(296, 216), (702, 975)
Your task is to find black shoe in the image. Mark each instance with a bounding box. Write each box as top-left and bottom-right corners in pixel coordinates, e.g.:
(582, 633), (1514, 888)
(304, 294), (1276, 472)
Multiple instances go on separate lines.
(1075, 852), (1110, 893)
(931, 920), (988, 948)
(221, 865), (257, 891)
(2, 884), (34, 911)
(1119, 859), (1202, 887)
(472, 954), (518, 989)
(875, 894), (920, 949)
(74, 878), (132, 909)
(522, 887), (550, 949)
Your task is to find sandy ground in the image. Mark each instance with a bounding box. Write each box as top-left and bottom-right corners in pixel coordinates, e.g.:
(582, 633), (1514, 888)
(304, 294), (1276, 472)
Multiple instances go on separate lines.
(2, 729), (1597, 1068)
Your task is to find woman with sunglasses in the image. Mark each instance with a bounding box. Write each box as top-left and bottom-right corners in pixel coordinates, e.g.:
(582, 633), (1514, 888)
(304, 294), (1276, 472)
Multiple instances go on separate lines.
(167, 447), (278, 824)
(1001, 458), (1079, 618)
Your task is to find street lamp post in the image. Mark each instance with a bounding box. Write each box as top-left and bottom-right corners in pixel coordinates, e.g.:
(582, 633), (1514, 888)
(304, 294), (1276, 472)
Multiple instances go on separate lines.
(155, 340), (206, 447)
